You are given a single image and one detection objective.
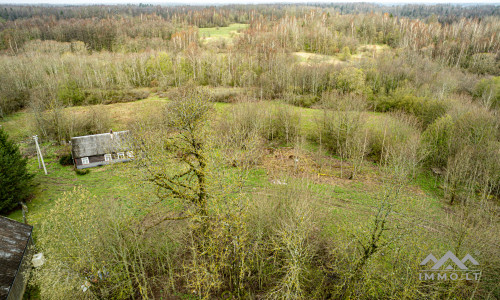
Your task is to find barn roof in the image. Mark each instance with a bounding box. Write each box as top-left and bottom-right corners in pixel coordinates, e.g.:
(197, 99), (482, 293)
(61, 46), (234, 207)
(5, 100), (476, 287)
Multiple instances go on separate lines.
(0, 217), (33, 300)
(71, 131), (130, 159)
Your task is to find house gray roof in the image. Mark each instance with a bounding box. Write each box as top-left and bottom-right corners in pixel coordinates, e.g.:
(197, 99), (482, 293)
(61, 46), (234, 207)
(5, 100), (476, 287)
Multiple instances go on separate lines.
(71, 131), (130, 159)
(0, 217), (33, 300)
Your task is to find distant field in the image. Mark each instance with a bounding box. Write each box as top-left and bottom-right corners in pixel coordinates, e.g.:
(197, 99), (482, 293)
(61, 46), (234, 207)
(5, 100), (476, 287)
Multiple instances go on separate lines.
(293, 44), (390, 65)
(199, 23), (248, 43)
(293, 51), (344, 65)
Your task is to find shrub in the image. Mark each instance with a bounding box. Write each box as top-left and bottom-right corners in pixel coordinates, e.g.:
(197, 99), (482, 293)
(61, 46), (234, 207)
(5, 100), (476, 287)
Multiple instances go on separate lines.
(423, 106), (500, 202)
(450, 107), (498, 152)
(59, 153), (74, 166)
(421, 114), (454, 169)
(247, 181), (318, 299)
(0, 72), (30, 117)
(315, 111), (363, 156)
(264, 184), (315, 299)
(57, 80), (85, 106)
(319, 90), (367, 111)
(33, 106), (111, 143)
(340, 46), (351, 61)
(332, 67), (367, 94)
(467, 53), (499, 75)
(364, 113), (418, 163)
(312, 93), (370, 177)
(214, 102), (265, 167)
(0, 127), (34, 213)
(145, 51), (173, 86)
(85, 89), (150, 105)
(382, 113), (425, 182)
(369, 88), (449, 127)
(473, 76), (500, 110)
(74, 168), (90, 175)
(208, 87), (241, 103)
(286, 93), (319, 108)
(262, 103), (301, 145)
(364, 53), (412, 94)
(423, 106), (498, 169)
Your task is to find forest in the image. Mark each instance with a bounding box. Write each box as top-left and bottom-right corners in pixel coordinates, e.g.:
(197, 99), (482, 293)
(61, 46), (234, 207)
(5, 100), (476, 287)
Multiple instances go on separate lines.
(0, 3), (499, 299)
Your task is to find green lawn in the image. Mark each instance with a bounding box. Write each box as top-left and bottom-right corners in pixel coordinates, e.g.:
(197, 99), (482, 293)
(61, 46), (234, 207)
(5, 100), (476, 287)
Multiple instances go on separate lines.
(7, 144), (143, 223)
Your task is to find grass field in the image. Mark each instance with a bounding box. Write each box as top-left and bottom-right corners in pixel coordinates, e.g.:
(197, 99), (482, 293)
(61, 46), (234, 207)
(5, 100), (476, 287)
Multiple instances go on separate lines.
(293, 43), (390, 65)
(2, 92), (444, 233)
(293, 51), (345, 65)
(199, 23), (248, 44)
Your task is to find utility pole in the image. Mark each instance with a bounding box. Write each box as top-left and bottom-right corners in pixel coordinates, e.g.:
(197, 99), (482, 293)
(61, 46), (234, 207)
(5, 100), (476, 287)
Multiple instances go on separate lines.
(20, 202), (28, 224)
(33, 135), (47, 175)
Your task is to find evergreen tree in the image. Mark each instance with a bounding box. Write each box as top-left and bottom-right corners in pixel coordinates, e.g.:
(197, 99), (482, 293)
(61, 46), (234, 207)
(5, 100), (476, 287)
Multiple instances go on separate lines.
(0, 127), (34, 214)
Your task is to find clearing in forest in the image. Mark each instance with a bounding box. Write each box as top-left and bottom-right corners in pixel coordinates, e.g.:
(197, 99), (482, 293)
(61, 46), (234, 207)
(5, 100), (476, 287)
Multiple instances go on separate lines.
(199, 23), (248, 43)
(293, 51), (344, 65)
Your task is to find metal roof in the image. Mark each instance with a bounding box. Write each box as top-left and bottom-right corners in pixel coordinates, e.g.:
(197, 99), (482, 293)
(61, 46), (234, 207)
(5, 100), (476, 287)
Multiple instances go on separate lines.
(0, 217), (33, 300)
(71, 130), (130, 159)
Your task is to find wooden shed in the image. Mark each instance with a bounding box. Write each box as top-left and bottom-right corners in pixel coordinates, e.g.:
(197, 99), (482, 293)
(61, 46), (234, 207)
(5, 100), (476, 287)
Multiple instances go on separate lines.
(70, 130), (133, 169)
(0, 217), (33, 300)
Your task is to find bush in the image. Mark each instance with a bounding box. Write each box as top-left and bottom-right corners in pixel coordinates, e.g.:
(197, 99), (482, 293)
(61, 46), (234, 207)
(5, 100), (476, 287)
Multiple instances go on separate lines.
(315, 111), (363, 156)
(311, 92), (371, 177)
(319, 90), (367, 111)
(423, 106), (498, 170)
(340, 46), (351, 61)
(59, 153), (74, 166)
(451, 107), (498, 152)
(286, 93), (319, 108)
(364, 53), (413, 95)
(74, 168), (89, 175)
(473, 76), (500, 110)
(332, 67), (367, 94)
(364, 113), (418, 163)
(467, 53), (499, 75)
(214, 102), (265, 167)
(85, 89), (150, 105)
(208, 87), (242, 103)
(262, 103), (301, 145)
(33, 106), (111, 143)
(421, 114), (454, 169)
(0, 72), (30, 117)
(369, 88), (449, 128)
(0, 127), (34, 213)
(145, 51), (173, 87)
(423, 106), (500, 202)
(57, 80), (85, 106)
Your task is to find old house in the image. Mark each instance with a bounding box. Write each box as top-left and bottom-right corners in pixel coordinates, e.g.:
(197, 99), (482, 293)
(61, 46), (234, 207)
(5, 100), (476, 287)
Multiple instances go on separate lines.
(71, 130), (133, 169)
(0, 217), (33, 300)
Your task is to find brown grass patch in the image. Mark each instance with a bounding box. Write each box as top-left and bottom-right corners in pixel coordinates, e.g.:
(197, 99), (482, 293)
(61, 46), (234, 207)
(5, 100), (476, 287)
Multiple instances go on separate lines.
(261, 147), (380, 188)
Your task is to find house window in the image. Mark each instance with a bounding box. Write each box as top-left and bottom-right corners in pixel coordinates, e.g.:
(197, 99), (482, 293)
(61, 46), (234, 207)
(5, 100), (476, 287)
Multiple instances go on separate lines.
(117, 152), (125, 159)
(127, 151), (134, 158)
(81, 157), (89, 165)
(104, 154), (112, 162)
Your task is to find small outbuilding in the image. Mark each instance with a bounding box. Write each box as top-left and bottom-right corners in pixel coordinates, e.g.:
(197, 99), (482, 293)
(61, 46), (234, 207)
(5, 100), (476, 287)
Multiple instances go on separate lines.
(71, 130), (133, 169)
(0, 217), (34, 300)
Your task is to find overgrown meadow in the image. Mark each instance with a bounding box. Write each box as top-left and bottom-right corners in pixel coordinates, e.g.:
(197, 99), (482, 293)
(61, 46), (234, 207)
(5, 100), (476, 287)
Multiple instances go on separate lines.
(0, 3), (499, 299)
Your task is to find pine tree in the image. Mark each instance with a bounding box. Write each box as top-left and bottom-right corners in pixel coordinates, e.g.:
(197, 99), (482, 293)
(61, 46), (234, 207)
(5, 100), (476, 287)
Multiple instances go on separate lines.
(0, 127), (34, 214)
